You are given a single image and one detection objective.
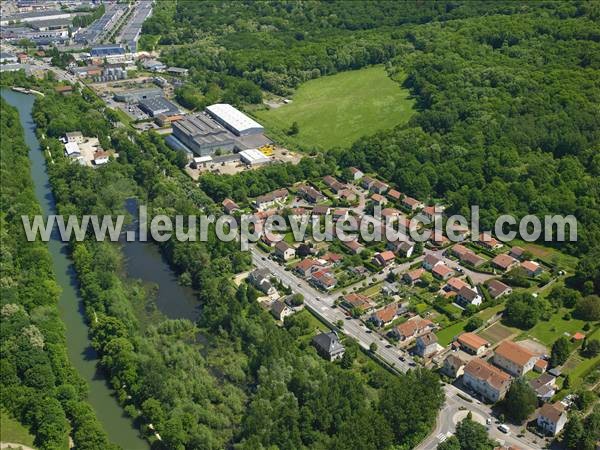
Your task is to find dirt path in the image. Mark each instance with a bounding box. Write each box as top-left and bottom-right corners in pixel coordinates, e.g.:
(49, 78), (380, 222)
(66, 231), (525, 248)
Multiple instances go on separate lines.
(1, 442), (36, 450)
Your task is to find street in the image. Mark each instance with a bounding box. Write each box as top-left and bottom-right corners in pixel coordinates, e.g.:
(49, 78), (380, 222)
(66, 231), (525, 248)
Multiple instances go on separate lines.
(250, 246), (416, 372)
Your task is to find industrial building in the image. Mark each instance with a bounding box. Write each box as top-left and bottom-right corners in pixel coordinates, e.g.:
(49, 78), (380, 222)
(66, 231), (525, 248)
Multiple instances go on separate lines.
(171, 114), (235, 156)
(138, 97), (180, 118)
(90, 44), (125, 58)
(113, 87), (162, 103)
(205, 103), (264, 136)
(239, 149), (270, 166)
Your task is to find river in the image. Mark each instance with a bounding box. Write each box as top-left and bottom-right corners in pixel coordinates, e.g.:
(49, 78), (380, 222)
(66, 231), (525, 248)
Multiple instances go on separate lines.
(2, 88), (200, 449)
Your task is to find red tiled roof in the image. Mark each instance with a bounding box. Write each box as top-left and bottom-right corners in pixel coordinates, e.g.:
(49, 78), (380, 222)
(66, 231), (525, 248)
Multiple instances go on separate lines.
(395, 317), (433, 338)
(491, 253), (518, 270)
(464, 358), (511, 390)
(458, 332), (489, 351)
(495, 341), (535, 367)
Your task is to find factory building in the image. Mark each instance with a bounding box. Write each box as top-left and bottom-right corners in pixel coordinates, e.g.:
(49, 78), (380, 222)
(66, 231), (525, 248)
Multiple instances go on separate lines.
(113, 87), (162, 103)
(90, 45), (125, 58)
(171, 114), (235, 156)
(138, 97), (180, 118)
(205, 103), (264, 136)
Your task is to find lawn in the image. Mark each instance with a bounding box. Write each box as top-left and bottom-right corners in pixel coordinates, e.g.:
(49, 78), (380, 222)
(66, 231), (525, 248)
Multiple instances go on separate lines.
(254, 65), (414, 150)
(1, 409), (35, 447)
(520, 308), (587, 346)
(507, 238), (579, 271)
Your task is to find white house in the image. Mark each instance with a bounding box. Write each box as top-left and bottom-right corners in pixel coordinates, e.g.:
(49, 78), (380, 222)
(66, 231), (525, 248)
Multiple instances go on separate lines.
(537, 402), (567, 436)
(64, 142), (81, 157)
(493, 341), (537, 376)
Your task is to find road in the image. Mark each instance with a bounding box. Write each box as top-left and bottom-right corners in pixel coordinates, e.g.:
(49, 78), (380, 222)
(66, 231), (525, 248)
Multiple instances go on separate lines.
(250, 246), (417, 372)
(416, 384), (539, 450)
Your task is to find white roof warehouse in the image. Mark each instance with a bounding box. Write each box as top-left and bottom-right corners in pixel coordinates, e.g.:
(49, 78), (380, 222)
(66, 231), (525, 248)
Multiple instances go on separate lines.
(205, 103), (264, 136)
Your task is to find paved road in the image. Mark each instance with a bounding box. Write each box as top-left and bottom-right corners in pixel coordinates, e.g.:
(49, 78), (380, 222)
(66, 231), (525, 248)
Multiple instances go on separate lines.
(416, 383), (541, 450)
(250, 246), (416, 372)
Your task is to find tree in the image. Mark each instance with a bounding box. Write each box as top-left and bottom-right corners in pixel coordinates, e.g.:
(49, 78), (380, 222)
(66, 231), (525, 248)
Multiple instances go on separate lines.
(370, 342), (378, 353)
(454, 417), (496, 449)
(465, 316), (484, 332)
(550, 337), (571, 367)
(583, 339), (600, 358)
(574, 295), (600, 321)
(503, 378), (537, 423)
(437, 436), (461, 450)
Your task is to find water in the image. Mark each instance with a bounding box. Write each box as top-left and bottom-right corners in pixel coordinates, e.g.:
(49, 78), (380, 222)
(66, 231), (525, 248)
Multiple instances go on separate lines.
(2, 89), (149, 450)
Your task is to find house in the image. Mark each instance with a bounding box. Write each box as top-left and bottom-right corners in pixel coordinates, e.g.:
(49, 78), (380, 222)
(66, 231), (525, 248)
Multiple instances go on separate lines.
(312, 205), (330, 216)
(491, 254), (520, 272)
(294, 258), (322, 277)
(456, 286), (483, 307)
(530, 373), (556, 402)
(261, 231), (278, 247)
(289, 207), (308, 219)
(451, 244), (472, 259)
(422, 205), (441, 221)
(254, 188), (289, 210)
(447, 224), (470, 240)
(312, 331), (345, 361)
(486, 279), (512, 299)
(392, 317), (434, 343)
(446, 277), (469, 293)
(415, 332), (438, 357)
(477, 232), (503, 250)
(572, 332), (585, 342)
(423, 254), (443, 271)
(432, 264), (453, 280)
(323, 175), (345, 193)
(222, 198), (240, 214)
(387, 239), (415, 258)
(274, 241), (296, 261)
(297, 184), (325, 203)
(332, 208), (348, 221)
(64, 142), (81, 158)
(338, 188), (357, 202)
(373, 251), (395, 267)
(430, 233), (450, 247)
(321, 253), (343, 265)
(55, 85), (73, 96)
(509, 246), (525, 260)
(381, 207), (402, 221)
(457, 332), (489, 355)
(534, 359), (548, 373)
(361, 176), (376, 190)
(403, 268), (425, 285)
(311, 269), (337, 290)
(461, 251), (486, 267)
(369, 180), (387, 194)
(402, 196), (423, 211)
(343, 239), (364, 254)
(271, 300), (293, 321)
(522, 260), (543, 277)
(493, 341), (537, 376)
(443, 354), (466, 379)
(65, 131), (84, 144)
(349, 167), (363, 181)
(371, 193), (387, 205)
(370, 303), (398, 327)
(248, 268), (276, 295)
(93, 151), (110, 166)
(387, 189), (402, 202)
(342, 293), (375, 312)
(463, 358), (512, 403)
(537, 402), (567, 436)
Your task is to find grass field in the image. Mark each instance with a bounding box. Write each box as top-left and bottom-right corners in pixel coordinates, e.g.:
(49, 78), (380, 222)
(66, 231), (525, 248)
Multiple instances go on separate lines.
(254, 66), (414, 150)
(519, 308), (587, 346)
(1, 409), (35, 447)
(479, 322), (516, 344)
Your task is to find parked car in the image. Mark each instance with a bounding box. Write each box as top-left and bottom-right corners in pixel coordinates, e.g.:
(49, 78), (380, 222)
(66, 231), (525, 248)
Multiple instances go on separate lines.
(498, 424), (510, 434)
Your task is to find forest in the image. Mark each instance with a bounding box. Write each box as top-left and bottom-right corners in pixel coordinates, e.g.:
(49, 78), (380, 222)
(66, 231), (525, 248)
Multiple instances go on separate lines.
(0, 99), (115, 449)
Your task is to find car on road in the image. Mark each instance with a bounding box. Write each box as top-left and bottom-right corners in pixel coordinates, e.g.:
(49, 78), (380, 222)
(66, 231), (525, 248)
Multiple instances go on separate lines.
(456, 267), (464, 273)
(486, 418), (492, 425)
(498, 424), (510, 434)
(399, 356), (405, 361)
(261, 257), (266, 261)
(366, 330), (372, 334)
(385, 344), (392, 348)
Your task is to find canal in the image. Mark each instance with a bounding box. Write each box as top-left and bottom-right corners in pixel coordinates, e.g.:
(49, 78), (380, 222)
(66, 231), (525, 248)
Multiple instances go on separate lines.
(2, 89), (201, 449)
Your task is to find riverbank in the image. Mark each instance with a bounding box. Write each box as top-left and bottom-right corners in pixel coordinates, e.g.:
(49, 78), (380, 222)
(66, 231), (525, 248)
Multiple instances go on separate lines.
(1, 88), (148, 450)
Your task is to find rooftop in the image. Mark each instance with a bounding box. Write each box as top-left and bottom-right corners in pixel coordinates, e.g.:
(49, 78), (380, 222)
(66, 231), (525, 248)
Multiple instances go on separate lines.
(494, 341), (535, 367)
(464, 358), (511, 390)
(457, 332), (489, 350)
(206, 103), (263, 134)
